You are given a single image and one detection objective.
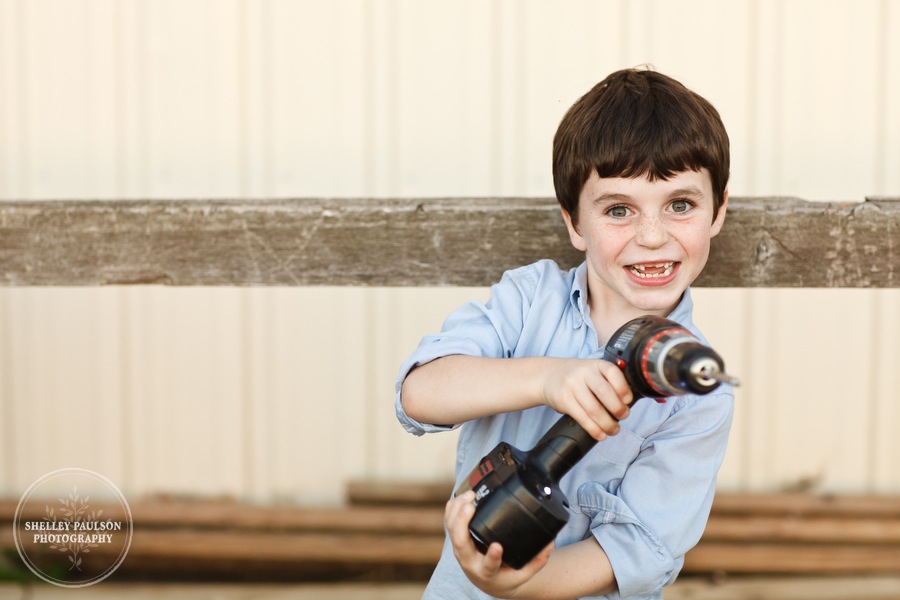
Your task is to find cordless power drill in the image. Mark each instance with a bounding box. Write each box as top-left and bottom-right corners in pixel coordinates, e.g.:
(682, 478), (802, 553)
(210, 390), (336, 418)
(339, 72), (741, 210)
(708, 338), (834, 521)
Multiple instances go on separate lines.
(454, 315), (738, 569)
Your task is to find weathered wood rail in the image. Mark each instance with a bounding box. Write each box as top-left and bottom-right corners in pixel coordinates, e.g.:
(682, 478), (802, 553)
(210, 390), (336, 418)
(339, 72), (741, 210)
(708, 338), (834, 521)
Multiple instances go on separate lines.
(347, 481), (900, 577)
(1, 195), (898, 582)
(0, 196), (897, 287)
(2, 485), (900, 581)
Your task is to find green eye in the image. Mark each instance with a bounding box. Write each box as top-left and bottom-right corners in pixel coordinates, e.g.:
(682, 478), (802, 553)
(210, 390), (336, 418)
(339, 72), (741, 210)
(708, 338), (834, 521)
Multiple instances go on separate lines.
(671, 200), (690, 213)
(608, 205), (629, 218)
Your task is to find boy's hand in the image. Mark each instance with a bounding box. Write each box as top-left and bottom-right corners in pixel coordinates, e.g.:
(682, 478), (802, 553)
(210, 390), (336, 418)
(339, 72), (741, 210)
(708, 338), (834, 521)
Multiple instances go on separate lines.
(446, 491), (553, 598)
(542, 359), (633, 440)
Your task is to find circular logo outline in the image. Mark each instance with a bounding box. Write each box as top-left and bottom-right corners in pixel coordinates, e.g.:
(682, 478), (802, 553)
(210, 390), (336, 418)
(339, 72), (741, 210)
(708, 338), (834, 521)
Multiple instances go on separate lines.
(13, 468), (134, 587)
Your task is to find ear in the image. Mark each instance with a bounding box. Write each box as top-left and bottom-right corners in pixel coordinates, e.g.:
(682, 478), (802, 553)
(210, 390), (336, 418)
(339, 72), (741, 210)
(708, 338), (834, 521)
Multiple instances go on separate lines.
(561, 207), (587, 252)
(710, 190), (728, 238)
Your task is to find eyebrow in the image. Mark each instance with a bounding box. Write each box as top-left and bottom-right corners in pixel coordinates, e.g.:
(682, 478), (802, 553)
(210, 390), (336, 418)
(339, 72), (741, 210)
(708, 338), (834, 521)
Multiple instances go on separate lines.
(590, 192), (632, 204)
(669, 186), (706, 198)
(590, 185), (707, 205)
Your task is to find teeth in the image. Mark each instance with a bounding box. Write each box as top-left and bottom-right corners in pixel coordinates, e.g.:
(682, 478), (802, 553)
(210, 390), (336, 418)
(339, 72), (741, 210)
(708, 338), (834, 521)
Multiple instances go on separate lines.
(629, 262), (674, 278)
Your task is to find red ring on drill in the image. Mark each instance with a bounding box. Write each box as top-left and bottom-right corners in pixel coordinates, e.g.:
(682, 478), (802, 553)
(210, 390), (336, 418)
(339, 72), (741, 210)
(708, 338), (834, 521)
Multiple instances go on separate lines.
(639, 326), (689, 397)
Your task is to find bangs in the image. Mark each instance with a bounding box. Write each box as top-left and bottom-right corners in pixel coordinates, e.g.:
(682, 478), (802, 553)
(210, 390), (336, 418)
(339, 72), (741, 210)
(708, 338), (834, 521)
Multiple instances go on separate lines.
(588, 80), (725, 184)
(553, 68), (730, 222)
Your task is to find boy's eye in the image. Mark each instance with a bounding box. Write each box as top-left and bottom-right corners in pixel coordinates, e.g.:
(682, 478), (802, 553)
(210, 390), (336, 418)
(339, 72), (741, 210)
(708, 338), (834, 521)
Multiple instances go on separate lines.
(607, 205), (630, 218)
(670, 199), (692, 213)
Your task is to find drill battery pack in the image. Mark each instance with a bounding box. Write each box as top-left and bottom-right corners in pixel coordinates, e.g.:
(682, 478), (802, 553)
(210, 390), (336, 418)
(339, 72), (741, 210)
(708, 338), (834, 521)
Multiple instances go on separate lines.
(455, 441), (569, 569)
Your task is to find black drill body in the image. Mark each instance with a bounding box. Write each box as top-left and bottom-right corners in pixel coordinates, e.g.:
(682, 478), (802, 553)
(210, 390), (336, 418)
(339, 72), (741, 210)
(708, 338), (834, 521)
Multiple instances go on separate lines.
(454, 315), (733, 569)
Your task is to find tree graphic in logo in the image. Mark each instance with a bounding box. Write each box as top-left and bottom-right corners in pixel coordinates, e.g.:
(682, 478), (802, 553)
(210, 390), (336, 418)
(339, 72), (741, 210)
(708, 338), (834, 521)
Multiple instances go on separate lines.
(14, 468), (133, 587)
(43, 486), (101, 572)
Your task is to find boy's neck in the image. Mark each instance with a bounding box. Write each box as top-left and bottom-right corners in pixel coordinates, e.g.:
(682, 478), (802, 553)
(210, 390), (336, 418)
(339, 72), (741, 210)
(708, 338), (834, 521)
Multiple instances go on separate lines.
(584, 286), (684, 347)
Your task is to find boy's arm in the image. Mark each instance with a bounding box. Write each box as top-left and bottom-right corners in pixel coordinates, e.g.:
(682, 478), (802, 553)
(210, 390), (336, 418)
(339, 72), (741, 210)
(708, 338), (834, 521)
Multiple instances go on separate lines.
(445, 490), (617, 599)
(397, 260), (631, 439)
(401, 354), (632, 441)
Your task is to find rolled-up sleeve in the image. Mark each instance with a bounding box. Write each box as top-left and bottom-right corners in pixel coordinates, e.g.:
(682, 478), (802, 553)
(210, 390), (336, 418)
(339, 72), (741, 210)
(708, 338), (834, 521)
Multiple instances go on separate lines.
(393, 331), (484, 435)
(394, 264), (539, 436)
(579, 389), (734, 597)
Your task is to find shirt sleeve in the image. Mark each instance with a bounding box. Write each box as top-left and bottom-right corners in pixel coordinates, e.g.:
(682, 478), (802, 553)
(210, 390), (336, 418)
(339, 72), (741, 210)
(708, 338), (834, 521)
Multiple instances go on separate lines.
(579, 388), (735, 597)
(394, 263), (540, 436)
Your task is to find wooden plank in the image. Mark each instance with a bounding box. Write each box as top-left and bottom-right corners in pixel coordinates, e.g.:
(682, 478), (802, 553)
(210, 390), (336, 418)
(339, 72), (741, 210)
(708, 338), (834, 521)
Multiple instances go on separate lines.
(0, 525), (443, 582)
(0, 525), (444, 567)
(6, 495), (900, 545)
(709, 492), (900, 518)
(125, 529), (444, 566)
(0, 498), (445, 535)
(0, 197), (897, 287)
(668, 576), (900, 600)
(700, 197), (900, 288)
(3, 579), (900, 600)
(347, 480), (453, 507)
(702, 515), (900, 544)
(5, 494), (900, 580)
(684, 543), (900, 575)
(346, 482), (900, 518)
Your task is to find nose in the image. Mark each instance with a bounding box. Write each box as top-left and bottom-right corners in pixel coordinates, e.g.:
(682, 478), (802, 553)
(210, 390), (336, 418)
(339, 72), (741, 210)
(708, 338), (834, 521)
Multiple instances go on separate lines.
(635, 214), (669, 248)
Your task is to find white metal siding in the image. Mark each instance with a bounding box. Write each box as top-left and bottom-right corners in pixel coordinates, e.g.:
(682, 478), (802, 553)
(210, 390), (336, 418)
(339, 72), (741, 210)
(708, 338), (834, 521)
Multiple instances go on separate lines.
(0, 0), (898, 504)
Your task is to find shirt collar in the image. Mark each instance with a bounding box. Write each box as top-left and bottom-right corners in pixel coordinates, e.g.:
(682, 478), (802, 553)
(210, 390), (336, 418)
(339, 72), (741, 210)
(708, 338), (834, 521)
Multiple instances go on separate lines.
(569, 262), (589, 328)
(667, 287), (695, 329)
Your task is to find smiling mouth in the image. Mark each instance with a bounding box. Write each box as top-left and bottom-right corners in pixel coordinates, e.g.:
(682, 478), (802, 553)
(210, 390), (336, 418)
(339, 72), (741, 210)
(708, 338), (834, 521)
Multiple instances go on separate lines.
(628, 262), (675, 279)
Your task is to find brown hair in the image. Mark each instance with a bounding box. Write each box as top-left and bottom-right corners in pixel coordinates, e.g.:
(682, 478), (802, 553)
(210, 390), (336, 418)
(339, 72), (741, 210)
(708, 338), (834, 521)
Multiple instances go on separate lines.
(552, 68), (729, 224)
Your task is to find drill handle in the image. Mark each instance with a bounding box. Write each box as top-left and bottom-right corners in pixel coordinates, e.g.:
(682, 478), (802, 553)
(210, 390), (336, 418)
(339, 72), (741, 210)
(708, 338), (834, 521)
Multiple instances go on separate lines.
(527, 414), (598, 482)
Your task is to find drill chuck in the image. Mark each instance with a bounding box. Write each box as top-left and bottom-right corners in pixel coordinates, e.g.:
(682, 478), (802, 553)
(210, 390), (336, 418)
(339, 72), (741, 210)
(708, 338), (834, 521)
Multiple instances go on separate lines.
(604, 316), (734, 397)
(457, 315), (736, 569)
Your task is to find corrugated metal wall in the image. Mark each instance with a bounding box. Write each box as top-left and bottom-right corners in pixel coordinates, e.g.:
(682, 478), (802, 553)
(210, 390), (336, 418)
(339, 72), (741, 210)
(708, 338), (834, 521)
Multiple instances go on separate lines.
(0, 0), (898, 504)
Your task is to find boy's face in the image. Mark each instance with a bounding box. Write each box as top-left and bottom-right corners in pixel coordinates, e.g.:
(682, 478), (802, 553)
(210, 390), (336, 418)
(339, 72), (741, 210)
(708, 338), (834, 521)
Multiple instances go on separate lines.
(562, 168), (727, 323)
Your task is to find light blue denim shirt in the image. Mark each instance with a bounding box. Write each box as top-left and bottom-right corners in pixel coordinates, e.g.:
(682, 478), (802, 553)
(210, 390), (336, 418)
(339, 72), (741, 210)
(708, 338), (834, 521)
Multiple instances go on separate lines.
(395, 259), (734, 599)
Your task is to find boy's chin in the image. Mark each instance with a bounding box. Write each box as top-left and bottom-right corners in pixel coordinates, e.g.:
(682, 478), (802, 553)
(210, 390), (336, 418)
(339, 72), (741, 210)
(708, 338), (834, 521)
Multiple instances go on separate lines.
(625, 288), (685, 315)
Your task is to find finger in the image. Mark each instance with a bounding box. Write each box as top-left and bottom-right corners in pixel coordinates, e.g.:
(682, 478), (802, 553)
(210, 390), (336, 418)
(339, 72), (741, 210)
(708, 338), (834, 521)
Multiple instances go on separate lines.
(598, 359), (635, 407)
(446, 492), (478, 560)
(562, 396), (608, 441)
(592, 362), (633, 420)
(482, 541), (504, 575)
(446, 492), (474, 534)
(571, 376), (628, 438)
(577, 383), (623, 432)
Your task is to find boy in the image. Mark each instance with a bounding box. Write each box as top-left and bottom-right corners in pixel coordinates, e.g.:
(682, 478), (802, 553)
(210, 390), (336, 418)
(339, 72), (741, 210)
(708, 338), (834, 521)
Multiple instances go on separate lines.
(395, 67), (734, 599)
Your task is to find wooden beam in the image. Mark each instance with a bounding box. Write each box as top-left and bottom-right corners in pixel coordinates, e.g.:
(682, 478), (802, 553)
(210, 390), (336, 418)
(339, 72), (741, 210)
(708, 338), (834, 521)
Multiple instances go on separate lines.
(700, 197), (899, 288)
(0, 197), (897, 287)
(4, 493), (900, 580)
(708, 491), (900, 518)
(684, 543), (900, 575)
(347, 480), (454, 507)
(701, 516), (900, 544)
(346, 481), (900, 518)
(0, 498), (445, 535)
